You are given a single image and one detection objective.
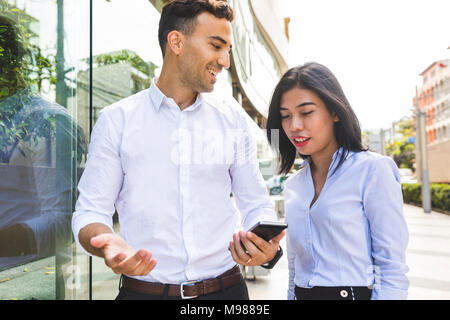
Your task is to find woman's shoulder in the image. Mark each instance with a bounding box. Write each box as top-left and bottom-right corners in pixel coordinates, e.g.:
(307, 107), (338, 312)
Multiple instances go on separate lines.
(349, 150), (400, 182)
(352, 150), (397, 168)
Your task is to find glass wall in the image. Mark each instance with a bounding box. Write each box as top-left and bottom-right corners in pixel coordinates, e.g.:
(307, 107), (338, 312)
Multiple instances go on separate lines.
(0, 0), (90, 300)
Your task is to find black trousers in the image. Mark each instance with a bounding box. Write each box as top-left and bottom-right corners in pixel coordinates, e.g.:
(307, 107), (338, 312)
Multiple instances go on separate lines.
(295, 286), (373, 300)
(116, 278), (249, 300)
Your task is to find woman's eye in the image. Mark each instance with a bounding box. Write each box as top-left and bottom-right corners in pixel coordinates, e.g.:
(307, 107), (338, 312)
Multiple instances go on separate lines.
(211, 44), (221, 50)
(280, 114), (290, 120)
(301, 111), (313, 116)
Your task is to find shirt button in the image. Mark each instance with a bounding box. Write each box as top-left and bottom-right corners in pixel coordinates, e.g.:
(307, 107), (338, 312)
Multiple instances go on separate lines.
(340, 290), (348, 298)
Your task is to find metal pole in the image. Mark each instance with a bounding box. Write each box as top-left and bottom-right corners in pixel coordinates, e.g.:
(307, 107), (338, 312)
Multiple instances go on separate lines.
(380, 129), (386, 155)
(415, 88), (431, 213)
(55, 0), (67, 300)
(56, 0), (67, 107)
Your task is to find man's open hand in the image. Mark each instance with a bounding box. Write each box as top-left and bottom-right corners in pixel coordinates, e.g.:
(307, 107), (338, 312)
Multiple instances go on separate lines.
(90, 233), (157, 276)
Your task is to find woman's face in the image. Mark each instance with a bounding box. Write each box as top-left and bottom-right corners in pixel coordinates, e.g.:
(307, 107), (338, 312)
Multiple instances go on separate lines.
(280, 87), (339, 158)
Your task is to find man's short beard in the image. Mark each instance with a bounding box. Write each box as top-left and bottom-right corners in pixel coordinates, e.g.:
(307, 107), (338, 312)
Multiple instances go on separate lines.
(178, 55), (215, 93)
(180, 69), (212, 93)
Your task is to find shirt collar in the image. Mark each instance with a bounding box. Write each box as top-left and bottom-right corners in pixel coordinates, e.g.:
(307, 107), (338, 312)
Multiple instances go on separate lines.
(329, 147), (356, 174)
(149, 77), (205, 113)
(184, 91), (204, 112)
(332, 147), (344, 162)
(302, 147), (352, 171)
(149, 78), (165, 113)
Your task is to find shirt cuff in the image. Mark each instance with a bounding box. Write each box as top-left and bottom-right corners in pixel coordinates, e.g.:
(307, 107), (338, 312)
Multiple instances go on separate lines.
(288, 289), (295, 300)
(242, 207), (277, 231)
(371, 286), (408, 300)
(71, 211), (114, 256)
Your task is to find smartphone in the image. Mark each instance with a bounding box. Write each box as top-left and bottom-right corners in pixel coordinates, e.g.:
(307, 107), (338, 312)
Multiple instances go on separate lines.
(240, 221), (288, 250)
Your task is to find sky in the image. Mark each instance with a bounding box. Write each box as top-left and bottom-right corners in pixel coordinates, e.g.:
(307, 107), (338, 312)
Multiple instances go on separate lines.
(277, 0), (450, 131)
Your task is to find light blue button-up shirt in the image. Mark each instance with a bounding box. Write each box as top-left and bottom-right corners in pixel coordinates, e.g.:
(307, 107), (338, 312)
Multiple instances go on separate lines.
(284, 148), (409, 300)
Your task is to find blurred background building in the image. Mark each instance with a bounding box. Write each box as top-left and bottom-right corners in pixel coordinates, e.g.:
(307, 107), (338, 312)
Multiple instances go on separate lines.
(414, 59), (450, 183)
(75, 49), (158, 135)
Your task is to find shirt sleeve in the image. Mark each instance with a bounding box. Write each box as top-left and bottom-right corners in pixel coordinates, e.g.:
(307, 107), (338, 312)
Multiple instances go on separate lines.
(71, 108), (124, 255)
(228, 110), (277, 231)
(363, 156), (410, 300)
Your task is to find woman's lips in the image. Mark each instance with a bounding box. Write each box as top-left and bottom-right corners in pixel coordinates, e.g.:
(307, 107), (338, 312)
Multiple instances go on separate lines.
(292, 136), (311, 147)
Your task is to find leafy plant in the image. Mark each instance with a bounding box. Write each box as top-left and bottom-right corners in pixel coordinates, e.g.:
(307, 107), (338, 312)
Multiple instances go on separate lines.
(402, 183), (450, 212)
(0, 7), (58, 164)
(387, 119), (415, 170)
(93, 49), (158, 78)
(0, 92), (58, 164)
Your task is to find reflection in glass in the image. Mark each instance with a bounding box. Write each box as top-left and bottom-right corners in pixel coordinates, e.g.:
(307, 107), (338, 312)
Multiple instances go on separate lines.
(0, 0), (87, 299)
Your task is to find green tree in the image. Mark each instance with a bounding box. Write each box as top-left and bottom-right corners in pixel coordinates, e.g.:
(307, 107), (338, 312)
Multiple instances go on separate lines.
(0, 10), (58, 164)
(386, 119), (415, 171)
(93, 49), (158, 88)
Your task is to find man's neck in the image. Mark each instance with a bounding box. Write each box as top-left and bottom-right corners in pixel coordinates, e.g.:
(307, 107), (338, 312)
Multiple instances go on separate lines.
(156, 68), (198, 111)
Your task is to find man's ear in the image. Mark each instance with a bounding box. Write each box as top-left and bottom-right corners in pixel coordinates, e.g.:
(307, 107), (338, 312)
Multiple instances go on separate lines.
(166, 30), (184, 56)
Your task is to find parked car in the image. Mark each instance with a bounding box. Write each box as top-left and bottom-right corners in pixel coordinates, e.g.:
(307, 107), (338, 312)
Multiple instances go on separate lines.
(265, 174), (291, 195)
(398, 168), (417, 184)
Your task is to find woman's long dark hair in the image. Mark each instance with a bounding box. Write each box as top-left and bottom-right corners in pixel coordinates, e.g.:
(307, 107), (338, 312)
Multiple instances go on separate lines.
(266, 62), (367, 175)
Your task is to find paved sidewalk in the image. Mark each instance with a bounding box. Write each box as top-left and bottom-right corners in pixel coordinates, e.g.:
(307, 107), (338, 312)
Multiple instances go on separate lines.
(405, 205), (450, 299)
(246, 204), (450, 300)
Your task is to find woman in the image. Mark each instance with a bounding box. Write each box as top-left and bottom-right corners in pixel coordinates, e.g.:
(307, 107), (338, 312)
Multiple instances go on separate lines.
(266, 62), (409, 300)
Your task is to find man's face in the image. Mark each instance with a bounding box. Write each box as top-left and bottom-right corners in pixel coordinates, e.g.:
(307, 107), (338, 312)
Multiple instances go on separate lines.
(177, 12), (232, 93)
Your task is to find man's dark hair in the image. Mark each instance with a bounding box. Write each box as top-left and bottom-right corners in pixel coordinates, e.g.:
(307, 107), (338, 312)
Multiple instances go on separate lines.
(266, 62), (368, 175)
(158, 0), (234, 57)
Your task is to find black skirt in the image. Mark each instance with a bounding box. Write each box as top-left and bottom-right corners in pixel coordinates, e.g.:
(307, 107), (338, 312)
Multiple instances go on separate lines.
(295, 286), (373, 300)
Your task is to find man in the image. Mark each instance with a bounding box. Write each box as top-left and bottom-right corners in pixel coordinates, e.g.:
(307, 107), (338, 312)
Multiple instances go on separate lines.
(72, 0), (284, 300)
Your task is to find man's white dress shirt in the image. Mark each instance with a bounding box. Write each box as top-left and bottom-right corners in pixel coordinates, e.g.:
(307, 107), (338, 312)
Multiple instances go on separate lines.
(72, 80), (276, 284)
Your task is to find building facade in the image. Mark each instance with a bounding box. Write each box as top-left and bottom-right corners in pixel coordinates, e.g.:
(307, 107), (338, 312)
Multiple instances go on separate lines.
(0, 0), (289, 299)
(414, 59), (450, 183)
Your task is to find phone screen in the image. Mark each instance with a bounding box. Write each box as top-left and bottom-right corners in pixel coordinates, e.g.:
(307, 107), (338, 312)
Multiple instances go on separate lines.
(240, 221), (287, 250)
(249, 222), (287, 242)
